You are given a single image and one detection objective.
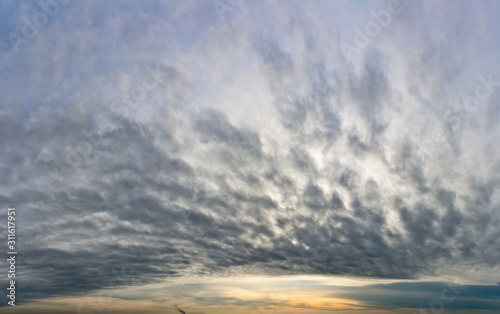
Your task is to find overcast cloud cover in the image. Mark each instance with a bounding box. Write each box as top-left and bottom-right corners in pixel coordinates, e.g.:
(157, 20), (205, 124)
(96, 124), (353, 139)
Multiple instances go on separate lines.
(1, 0), (500, 313)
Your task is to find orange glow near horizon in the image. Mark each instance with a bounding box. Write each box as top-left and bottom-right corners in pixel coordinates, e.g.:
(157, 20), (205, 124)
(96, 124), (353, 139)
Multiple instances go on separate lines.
(0, 275), (418, 314)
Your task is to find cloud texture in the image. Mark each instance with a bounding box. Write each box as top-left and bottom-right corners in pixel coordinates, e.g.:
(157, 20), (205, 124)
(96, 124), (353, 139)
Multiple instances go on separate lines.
(1, 0), (500, 307)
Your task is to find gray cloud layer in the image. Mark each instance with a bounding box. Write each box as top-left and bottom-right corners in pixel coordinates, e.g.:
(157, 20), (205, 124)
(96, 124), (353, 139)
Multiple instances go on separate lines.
(1, 0), (500, 306)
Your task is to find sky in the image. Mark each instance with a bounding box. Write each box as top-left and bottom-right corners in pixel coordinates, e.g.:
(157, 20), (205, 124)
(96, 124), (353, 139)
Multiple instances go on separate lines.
(1, 0), (500, 313)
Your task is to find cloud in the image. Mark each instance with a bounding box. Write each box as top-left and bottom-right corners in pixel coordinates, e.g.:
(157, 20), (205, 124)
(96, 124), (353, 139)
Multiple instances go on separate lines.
(336, 281), (500, 311)
(1, 0), (500, 308)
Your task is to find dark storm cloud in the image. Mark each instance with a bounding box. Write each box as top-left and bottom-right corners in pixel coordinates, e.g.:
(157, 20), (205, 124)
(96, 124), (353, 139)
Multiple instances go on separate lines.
(2, 0), (500, 308)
